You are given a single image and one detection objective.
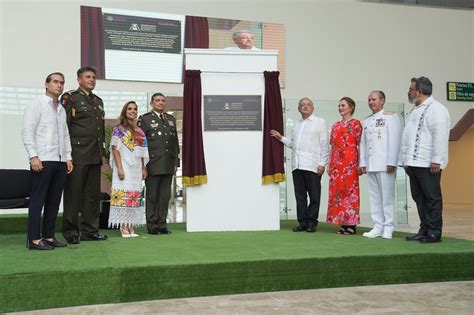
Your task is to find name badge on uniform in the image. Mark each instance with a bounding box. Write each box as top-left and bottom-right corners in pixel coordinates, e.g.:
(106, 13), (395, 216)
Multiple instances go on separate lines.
(168, 121), (175, 127)
(151, 123), (159, 128)
(375, 118), (385, 127)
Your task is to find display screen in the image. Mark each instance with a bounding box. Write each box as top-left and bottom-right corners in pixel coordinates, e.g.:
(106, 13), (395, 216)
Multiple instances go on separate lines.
(81, 6), (285, 85)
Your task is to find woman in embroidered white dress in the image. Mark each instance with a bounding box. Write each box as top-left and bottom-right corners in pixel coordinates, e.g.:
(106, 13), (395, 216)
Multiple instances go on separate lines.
(109, 101), (148, 237)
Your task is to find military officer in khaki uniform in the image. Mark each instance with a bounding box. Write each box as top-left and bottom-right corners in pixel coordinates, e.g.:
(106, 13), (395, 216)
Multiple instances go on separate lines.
(138, 93), (180, 235)
(61, 66), (107, 244)
(359, 91), (401, 240)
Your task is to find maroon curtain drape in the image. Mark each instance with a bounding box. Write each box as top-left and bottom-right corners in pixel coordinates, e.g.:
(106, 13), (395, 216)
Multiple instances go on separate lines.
(80, 6), (106, 79)
(185, 16), (209, 48)
(262, 71), (285, 184)
(182, 70), (207, 186)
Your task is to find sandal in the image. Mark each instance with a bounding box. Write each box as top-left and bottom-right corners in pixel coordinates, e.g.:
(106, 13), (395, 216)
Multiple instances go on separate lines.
(345, 226), (357, 235)
(337, 225), (347, 234)
(129, 227), (139, 237)
(121, 225), (131, 238)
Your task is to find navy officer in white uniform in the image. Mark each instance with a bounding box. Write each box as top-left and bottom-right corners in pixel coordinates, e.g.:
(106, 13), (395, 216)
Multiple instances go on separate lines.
(359, 90), (401, 239)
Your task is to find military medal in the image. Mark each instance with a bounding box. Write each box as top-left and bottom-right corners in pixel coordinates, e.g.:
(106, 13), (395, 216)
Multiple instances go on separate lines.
(375, 118), (385, 127)
(158, 131), (162, 136)
(72, 108), (76, 118)
(378, 129), (382, 139)
(168, 121), (175, 127)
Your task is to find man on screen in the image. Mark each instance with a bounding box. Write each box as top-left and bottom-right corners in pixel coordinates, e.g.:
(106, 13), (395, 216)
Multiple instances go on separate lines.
(61, 66), (107, 244)
(224, 30), (261, 50)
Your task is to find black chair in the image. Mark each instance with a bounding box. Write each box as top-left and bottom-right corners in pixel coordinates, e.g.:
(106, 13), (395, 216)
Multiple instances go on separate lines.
(0, 169), (32, 209)
(99, 192), (113, 229)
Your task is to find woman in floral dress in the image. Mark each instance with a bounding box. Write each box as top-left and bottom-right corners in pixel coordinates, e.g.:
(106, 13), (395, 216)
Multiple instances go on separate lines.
(326, 97), (363, 234)
(109, 101), (148, 237)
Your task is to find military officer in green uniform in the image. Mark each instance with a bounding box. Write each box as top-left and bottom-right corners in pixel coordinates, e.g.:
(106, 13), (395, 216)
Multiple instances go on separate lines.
(61, 66), (107, 244)
(138, 93), (180, 235)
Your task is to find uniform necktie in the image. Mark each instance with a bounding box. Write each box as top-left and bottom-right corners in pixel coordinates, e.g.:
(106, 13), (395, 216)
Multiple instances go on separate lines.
(159, 113), (164, 122)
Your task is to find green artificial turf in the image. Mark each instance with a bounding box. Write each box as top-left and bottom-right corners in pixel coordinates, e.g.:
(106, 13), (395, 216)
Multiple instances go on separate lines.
(0, 220), (473, 312)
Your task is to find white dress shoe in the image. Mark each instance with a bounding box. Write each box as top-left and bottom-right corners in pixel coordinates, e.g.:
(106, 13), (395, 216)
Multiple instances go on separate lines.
(382, 232), (393, 239)
(362, 229), (382, 238)
(130, 233), (139, 237)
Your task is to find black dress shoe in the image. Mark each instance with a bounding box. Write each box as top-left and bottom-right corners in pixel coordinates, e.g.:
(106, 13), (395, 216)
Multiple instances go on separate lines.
(306, 226), (317, 233)
(159, 228), (172, 235)
(419, 235), (442, 244)
(406, 233), (426, 241)
(43, 238), (67, 248)
(292, 225), (307, 232)
(28, 240), (54, 250)
(148, 228), (159, 235)
(80, 233), (108, 241)
(66, 236), (80, 244)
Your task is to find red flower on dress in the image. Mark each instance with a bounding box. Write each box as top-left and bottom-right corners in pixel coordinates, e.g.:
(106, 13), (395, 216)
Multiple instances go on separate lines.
(125, 191), (141, 207)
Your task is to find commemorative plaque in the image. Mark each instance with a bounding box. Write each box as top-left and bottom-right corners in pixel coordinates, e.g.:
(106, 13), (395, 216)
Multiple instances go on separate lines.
(203, 95), (262, 131)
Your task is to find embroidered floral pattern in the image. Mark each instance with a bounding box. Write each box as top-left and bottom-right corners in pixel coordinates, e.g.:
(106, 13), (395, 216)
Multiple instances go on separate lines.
(413, 104), (431, 161)
(125, 191), (141, 207)
(110, 189), (125, 207)
(326, 119), (362, 225)
(112, 126), (147, 152)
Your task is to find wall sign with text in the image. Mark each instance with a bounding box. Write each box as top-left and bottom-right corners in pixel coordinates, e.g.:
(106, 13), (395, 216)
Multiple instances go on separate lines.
(447, 82), (474, 102)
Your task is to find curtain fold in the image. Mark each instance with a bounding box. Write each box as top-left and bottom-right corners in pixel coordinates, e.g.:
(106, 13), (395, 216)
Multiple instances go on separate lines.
(185, 16), (210, 48)
(262, 71), (285, 185)
(182, 70), (207, 186)
(80, 6), (106, 79)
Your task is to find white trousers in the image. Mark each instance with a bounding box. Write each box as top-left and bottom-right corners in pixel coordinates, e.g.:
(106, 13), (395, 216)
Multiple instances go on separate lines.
(367, 171), (396, 234)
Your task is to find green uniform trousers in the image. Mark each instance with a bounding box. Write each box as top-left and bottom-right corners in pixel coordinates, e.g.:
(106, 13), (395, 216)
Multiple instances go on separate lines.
(62, 164), (101, 239)
(145, 174), (172, 231)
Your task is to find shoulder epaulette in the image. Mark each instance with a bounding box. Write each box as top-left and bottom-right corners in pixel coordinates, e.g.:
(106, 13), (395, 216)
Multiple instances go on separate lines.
(383, 111), (396, 115)
(137, 115), (143, 127)
(142, 112), (153, 117)
(61, 90), (77, 107)
(364, 114), (373, 120)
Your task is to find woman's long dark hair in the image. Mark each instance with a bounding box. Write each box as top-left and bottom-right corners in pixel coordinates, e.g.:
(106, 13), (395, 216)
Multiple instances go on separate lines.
(118, 101), (138, 136)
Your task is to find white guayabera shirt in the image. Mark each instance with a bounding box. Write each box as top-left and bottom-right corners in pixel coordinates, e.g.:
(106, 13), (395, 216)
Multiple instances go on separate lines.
(281, 114), (329, 173)
(399, 96), (450, 169)
(22, 95), (72, 162)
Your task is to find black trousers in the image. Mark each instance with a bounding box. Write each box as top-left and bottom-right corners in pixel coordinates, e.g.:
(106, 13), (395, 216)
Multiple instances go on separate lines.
(145, 174), (172, 230)
(28, 161), (67, 241)
(62, 163), (101, 239)
(406, 166), (443, 237)
(292, 169), (322, 228)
